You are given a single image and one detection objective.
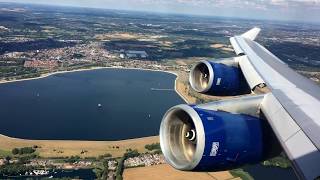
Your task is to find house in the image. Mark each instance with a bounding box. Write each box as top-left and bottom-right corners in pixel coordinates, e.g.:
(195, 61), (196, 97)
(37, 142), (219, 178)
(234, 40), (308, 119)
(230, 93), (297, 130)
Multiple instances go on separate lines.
(119, 50), (148, 59)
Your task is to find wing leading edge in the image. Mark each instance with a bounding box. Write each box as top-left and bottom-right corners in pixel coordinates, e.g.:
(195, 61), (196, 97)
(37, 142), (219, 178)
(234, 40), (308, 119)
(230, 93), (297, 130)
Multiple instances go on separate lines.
(230, 28), (320, 180)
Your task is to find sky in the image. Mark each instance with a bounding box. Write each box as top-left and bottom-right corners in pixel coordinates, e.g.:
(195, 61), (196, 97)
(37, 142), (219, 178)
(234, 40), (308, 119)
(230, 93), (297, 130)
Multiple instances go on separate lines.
(1, 0), (320, 23)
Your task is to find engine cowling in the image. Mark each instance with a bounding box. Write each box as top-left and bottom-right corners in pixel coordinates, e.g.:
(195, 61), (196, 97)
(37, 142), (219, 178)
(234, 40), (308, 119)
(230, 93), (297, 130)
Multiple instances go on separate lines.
(159, 104), (279, 171)
(189, 60), (250, 96)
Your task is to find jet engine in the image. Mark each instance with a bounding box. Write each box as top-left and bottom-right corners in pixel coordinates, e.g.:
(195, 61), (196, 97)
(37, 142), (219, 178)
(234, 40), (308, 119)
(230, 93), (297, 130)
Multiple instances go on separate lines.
(160, 96), (280, 171)
(189, 60), (250, 96)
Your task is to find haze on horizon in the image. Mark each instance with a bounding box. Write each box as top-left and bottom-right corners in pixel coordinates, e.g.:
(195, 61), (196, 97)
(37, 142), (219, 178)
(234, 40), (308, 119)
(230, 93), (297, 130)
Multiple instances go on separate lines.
(1, 0), (320, 23)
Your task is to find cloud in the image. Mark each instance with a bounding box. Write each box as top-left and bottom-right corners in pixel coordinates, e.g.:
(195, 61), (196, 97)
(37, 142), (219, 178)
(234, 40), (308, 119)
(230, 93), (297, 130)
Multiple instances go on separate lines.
(1, 0), (320, 22)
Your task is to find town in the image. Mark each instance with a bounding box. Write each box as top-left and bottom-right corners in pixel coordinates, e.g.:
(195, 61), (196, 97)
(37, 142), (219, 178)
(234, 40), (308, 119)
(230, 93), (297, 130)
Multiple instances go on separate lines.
(0, 143), (166, 180)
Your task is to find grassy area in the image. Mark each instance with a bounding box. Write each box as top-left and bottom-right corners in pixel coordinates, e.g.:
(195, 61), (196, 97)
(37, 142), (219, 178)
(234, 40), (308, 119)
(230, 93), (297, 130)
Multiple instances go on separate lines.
(262, 154), (291, 168)
(0, 149), (12, 158)
(230, 169), (254, 180)
(116, 156), (126, 180)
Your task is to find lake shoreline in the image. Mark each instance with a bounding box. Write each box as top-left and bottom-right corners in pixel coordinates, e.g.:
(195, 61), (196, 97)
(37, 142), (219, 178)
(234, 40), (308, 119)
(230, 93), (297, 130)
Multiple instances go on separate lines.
(0, 66), (189, 157)
(0, 66), (189, 103)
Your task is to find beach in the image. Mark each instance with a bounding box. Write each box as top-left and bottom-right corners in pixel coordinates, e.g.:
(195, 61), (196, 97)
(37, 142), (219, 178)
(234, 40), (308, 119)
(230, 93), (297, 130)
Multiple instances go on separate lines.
(0, 134), (159, 158)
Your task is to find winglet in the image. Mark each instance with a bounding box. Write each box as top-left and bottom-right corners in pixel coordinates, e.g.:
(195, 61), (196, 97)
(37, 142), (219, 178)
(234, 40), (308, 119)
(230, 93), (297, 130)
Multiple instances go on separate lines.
(241, 27), (261, 41)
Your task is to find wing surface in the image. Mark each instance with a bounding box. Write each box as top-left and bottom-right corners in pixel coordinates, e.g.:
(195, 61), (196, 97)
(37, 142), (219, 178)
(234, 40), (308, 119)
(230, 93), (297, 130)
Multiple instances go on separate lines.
(230, 28), (320, 180)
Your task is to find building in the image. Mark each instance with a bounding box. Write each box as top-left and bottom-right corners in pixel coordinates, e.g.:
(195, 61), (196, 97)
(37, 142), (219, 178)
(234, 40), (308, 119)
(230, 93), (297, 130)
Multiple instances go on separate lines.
(119, 50), (148, 59)
(0, 159), (6, 166)
(24, 60), (59, 69)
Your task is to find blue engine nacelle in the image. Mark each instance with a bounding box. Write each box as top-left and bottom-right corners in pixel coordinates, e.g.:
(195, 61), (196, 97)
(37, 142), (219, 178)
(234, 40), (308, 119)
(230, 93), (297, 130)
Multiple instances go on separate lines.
(159, 104), (279, 171)
(189, 60), (250, 96)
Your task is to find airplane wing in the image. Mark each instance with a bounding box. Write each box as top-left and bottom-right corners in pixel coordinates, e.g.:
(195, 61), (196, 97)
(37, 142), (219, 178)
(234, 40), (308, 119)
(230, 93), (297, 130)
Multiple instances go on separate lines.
(159, 28), (320, 180)
(230, 28), (320, 180)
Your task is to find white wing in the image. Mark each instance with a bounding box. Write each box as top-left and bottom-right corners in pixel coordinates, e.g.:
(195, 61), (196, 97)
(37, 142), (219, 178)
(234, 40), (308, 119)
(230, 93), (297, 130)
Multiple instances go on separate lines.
(231, 28), (320, 180)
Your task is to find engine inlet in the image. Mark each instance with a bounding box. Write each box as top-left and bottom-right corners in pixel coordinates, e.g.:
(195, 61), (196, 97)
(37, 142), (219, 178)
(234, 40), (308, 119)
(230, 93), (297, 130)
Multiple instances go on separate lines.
(160, 105), (205, 170)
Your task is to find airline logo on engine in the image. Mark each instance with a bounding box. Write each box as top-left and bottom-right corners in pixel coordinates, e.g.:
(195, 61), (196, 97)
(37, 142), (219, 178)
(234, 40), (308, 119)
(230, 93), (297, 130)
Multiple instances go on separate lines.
(216, 78), (222, 86)
(210, 142), (219, 156)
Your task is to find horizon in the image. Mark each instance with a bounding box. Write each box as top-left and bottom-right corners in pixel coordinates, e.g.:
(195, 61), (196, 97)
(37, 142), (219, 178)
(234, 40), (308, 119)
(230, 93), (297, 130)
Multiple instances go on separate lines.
(1, 0), (320, 24)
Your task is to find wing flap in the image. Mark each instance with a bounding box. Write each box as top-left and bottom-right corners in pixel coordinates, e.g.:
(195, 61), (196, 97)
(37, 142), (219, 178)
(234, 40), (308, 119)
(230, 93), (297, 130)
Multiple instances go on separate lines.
(261, 93), (320, 180)
(230, 37), (244, 55)
(237, 55), (265, 90)
(285, 130), (320, 180)
(261, 93), (300, 141)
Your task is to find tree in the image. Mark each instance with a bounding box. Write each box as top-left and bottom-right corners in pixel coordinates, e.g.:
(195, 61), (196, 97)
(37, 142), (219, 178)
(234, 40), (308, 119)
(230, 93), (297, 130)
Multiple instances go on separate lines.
(98, 153), (112, 160)
(145, 143), (161, 151)
(65, 155), (80, 163)
(124, 149), (139, 158)
(0, 164), (33, 176)
(12, 148), (19, 155)
(19, 147), (35, 154)
(115, 156), (126, 180)
(4, 156), (11, 164)
(12, 147), (36, 155)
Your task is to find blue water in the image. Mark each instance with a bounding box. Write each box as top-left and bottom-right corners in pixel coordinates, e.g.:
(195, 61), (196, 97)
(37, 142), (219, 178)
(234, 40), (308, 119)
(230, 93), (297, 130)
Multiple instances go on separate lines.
(244, 164), (298, 180)
(0, 69), (184, 140)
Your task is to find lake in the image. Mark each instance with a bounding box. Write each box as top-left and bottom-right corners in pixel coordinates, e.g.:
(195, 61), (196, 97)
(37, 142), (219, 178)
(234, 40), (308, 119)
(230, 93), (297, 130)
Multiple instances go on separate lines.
(0, 68), (184, 140)
(244, 164), (297, 180)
